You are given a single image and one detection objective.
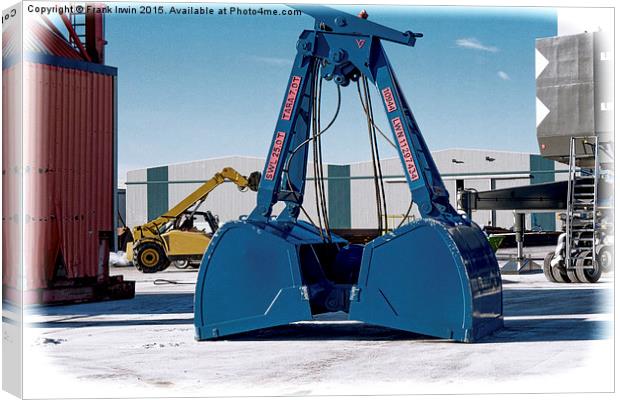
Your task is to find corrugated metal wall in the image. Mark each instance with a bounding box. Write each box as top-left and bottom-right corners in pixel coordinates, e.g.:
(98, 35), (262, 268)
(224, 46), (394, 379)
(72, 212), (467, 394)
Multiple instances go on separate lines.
(117, 189), (126, 227)
(349, 157), (411, 229)
(2, 65), (23, 291)
(327, 165), (351, 229)
(530, 154), (556, 230)
(147, 166), (168, 221)
(434, 149), (533, 229)
(126, 169), (147, 229)
(349, 149), (541, 230)
(2, 15), (132, 306)
(167, 157), (267, 226)
(21, 62), (115, 290)
(126, 149), (559, 231)
(126, 156), (328, 230)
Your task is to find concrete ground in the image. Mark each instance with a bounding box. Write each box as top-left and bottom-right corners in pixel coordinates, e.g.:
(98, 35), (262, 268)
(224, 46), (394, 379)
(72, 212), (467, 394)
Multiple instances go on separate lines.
(22, 246), (614, 398)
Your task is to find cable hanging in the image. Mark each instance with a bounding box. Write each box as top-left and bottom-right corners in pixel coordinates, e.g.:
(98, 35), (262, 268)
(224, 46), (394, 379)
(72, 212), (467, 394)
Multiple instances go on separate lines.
(311, 62), (326, 241)
(281, 60), (341, 242)
(280, 66), (410, 237)
(356, 82), (397, 150)
(315, 71), (331, 241)
(358, 77), (389, 233)
(356, 77), (415, 231)
(397, 200), (414, 229)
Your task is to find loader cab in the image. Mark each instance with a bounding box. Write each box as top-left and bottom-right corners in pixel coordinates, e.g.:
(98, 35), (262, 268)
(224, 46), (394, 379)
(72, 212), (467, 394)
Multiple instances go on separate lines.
(173, 211), (220, 235)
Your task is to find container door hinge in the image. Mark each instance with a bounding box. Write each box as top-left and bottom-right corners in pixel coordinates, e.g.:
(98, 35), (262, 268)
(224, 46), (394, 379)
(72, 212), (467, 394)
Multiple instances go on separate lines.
(350, 286), (361, 302)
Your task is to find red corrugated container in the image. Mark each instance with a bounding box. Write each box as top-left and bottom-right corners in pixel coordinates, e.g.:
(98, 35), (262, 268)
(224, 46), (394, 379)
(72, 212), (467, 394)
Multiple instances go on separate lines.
(2, 16), (134, 304)
(23, 63), (115, 289)
(2, 65), (22, 292)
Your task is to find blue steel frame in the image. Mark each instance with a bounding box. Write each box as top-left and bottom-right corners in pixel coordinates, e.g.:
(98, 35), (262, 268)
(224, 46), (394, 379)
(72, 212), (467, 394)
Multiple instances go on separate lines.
(195, 6), (503, 343)
(249, 5), (460, 226)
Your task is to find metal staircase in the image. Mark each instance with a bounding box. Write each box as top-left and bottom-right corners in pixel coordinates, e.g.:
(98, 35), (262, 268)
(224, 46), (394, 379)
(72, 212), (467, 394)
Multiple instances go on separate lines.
(565, 136), (598, 271)
(69, 8), (87, 52)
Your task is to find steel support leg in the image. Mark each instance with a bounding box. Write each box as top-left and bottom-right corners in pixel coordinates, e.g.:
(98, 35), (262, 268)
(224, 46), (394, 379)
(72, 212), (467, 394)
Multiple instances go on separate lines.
(501, 212), (542, 274)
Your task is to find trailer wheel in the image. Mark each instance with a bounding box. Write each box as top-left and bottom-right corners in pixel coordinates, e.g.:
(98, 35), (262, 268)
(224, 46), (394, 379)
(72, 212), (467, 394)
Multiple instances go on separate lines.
(173, 260), (190, 269)
(135, 242), (170, 273)
(551, 263), (571, 283)
(567, 268), (581, 283)
(597, 246), (613, 273)
(543, 252), (557, 282)
(576, 253), (602, 283)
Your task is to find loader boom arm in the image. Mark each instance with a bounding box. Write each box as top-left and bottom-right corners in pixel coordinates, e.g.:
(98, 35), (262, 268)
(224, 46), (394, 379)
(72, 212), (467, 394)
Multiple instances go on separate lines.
(133, 167), (257, 239)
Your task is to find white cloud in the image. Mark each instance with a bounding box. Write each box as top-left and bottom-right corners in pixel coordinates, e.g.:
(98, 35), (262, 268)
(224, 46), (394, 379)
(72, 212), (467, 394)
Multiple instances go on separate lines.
(248, 55), (291, 66)
(455, 37), (498, 52)
(497, 71), (511, 80)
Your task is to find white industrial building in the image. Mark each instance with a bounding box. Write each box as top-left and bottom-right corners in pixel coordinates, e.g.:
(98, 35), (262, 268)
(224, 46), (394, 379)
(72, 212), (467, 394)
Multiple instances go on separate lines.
(125, 148), (565, 232)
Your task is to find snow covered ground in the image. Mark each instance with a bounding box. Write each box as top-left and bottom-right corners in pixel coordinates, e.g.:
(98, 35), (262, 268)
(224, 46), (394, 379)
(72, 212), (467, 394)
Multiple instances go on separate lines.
(21, 248), (614, 398)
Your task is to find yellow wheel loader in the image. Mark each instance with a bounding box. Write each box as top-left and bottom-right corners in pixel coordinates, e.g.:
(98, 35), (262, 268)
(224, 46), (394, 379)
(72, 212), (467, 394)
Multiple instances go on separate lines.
(125, 167), (260, 273)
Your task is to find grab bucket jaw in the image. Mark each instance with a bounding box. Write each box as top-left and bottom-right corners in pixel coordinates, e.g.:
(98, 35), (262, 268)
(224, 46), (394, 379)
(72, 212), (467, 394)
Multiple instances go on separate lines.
(195, 217), (503, 342)
(349, 218), (503, 342)
(194, 219), (348, 340)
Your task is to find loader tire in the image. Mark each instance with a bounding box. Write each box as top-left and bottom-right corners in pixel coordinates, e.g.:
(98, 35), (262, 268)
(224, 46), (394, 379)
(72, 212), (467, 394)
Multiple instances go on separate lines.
(135, 242), (170, 273)
(543, 252), (557, 282)
(576, 254), (602, 283)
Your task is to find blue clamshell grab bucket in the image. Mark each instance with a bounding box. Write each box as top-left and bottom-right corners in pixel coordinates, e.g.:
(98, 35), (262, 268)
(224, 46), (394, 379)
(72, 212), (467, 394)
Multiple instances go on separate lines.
(194, 5), (503, 342)
(194, 217), (502, 342)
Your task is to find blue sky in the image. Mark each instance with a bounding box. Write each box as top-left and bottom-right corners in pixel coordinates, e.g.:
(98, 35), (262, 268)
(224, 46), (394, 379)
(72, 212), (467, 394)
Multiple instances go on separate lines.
(102, 4), (557, 183)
